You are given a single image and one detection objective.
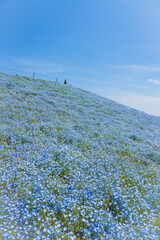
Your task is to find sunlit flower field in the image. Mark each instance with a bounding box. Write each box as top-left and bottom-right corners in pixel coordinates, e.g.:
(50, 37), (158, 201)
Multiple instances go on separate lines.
(0, 73), (160, 239)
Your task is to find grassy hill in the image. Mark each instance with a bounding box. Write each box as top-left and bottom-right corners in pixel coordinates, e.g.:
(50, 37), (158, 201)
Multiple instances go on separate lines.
(0, 73), (160, 239)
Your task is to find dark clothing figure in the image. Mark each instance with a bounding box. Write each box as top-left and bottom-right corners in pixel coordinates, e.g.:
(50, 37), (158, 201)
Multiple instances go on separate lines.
(64, 79), (67, 84)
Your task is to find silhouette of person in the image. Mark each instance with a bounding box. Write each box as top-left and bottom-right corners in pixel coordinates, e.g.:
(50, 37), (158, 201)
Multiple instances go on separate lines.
(64, 79), (67, 84)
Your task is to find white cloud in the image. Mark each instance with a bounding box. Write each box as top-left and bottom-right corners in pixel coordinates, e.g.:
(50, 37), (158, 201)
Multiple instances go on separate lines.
(0, 58), (65, 75)
(148, 48), (160, 52)
(93, 87), (160, 116)
(82, 44), (101, 48)
(148, 78), (160, 85)
(109, 93), (160, 116)
(13, 58), (64, 74)
(70, 76), (107, 85)
(112, 64), (160, 72)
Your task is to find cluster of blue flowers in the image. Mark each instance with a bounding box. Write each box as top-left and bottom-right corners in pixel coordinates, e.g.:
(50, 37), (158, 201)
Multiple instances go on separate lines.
(0, 73), (160, 239)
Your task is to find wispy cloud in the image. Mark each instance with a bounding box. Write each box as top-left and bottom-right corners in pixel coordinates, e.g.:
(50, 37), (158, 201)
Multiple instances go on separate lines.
(0, 58), (69, 81)
(112, 64), (160, 72)
(148, 78), (160, 85)
(82, 44), (101, 48)
(107, 92), (160, 116)
(148, 47), (160, 52)
(71, 76), (107, 84)
(13, 58), (64, 73)
(0, 58), (65, 75)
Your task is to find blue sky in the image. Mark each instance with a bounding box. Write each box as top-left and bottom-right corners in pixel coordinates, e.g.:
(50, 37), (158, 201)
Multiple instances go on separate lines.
(0, 0), (160, 116)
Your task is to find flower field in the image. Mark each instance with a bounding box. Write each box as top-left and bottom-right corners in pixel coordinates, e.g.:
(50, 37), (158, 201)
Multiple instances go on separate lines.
(0, 73), (160, 239)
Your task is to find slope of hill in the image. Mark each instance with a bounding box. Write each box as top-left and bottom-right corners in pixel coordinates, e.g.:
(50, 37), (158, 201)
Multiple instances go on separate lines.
(0, 73), (160, 239)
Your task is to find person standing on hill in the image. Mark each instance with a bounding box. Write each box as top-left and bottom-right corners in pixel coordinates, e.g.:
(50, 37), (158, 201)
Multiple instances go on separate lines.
(64, 79), (67, 84)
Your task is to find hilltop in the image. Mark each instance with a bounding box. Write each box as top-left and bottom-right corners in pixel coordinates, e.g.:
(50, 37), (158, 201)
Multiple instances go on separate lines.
(0, 73), (160, 239)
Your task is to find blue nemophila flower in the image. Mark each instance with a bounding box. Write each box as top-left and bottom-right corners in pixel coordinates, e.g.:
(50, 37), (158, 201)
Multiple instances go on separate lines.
(0, 73), (160, 239)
